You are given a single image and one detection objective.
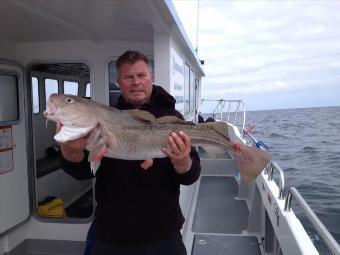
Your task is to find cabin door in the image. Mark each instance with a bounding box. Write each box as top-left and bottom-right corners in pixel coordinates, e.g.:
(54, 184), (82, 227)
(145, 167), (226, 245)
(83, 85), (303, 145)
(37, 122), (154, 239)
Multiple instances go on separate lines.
(0, 62), (30, 235)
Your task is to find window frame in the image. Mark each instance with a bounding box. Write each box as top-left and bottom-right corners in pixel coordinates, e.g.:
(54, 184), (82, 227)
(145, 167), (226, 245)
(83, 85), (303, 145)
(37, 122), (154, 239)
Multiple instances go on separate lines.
(28, 62), (94, 223)
(0, 70), (21, 125)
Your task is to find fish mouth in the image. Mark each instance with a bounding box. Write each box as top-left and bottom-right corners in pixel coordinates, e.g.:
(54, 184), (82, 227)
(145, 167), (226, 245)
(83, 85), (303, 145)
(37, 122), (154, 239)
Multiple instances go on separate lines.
(43, 100), (57, 118)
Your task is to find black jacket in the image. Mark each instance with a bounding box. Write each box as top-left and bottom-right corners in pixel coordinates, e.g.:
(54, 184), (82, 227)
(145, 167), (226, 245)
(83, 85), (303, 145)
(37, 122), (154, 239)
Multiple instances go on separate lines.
(60, 85), (201, 245)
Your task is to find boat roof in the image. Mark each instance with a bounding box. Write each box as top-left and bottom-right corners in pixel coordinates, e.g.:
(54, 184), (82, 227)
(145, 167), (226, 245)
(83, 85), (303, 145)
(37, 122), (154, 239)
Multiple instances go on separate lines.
(0, 0), (204, 76)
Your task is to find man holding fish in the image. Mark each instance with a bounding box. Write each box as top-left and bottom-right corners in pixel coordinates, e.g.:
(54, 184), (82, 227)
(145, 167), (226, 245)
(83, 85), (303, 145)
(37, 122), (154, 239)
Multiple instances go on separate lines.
(58, 51), (201, 254)
(46, 50), (271, 254)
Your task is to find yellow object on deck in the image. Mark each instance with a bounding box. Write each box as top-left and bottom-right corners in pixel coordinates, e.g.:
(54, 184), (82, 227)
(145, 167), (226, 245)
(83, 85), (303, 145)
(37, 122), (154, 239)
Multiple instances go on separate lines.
(38, 197), (67, 217)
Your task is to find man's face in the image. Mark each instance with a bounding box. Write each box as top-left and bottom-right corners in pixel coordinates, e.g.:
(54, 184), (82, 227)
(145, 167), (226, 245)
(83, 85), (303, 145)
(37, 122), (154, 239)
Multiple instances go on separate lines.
(117, 60), (153, 108)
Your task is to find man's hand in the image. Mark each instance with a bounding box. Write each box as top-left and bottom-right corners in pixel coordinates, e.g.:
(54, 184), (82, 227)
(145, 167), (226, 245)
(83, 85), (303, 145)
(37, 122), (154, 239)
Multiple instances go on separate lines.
(56, 122), (86, 163)
(162, 131), (192, 174)
(140, 159), (153, 170)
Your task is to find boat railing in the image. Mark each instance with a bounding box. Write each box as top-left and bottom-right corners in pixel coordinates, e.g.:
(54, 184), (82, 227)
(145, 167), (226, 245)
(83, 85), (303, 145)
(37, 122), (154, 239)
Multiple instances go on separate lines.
(285, 187), (340, 255)
(200, 99), (246, 130)
(244, 129), (340, 255)
(266, 161), (285, 200)
(244, 128), (270, 151)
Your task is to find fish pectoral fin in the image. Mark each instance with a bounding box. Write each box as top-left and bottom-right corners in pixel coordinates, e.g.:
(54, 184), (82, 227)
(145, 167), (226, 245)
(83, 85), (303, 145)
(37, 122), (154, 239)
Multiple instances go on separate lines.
(201, 145), (222, 159)
(54, 125), (94, 143)
(88, 144), (107, 162)
(88, 144), (107, 175)
(90, 160), (101, 176)
(124, 109), (156, 123)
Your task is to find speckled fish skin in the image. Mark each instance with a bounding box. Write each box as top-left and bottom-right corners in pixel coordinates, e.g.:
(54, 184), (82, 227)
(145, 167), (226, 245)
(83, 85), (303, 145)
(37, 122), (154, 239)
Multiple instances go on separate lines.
(44, 94), (272, 181)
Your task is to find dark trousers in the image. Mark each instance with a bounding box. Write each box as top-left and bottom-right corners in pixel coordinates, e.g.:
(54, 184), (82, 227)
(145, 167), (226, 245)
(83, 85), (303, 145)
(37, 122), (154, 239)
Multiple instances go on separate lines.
(90, 231), (187, 255)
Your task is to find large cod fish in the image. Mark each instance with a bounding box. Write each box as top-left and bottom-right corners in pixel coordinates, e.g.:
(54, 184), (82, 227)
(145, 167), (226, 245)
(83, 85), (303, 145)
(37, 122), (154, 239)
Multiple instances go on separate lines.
(44, 94), (271, 182)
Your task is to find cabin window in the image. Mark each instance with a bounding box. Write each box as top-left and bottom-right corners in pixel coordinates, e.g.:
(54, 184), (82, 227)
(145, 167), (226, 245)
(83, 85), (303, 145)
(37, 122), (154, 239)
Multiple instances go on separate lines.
(63, 81), (79, 96)
(190, 68), (195, 114)
(195, 77), (199, 110)
(0, 74), (19, 122)
(45, 78), (58, 103)
(184, 63), (190, 115)
(184, 65), (196, 115)
(108, 61), (121, 107)
(86, 83), (91, 97)
(32, 77), (39, 113)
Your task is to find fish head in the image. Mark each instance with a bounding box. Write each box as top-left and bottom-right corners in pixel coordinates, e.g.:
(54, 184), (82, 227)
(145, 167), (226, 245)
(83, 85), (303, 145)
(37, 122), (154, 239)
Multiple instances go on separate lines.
(44, 93), (98, 128)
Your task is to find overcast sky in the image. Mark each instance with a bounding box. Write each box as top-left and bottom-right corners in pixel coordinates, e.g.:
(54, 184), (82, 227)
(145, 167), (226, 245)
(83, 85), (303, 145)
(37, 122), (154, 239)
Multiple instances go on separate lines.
(172, 1), (340, 111)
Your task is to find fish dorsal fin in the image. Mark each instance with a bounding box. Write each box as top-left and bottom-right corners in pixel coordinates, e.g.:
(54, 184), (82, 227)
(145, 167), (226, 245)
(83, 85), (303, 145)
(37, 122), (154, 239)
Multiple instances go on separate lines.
(156, 116), (193, 125)
(124, 109), (156, 123)
(202, 121), (231, 140)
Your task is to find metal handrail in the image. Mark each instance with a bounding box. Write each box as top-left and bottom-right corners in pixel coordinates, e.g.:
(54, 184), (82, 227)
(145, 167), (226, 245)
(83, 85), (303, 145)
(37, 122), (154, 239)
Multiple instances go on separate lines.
(243, 129), (268, 151)
(285, 187), (340, 255)
(244, 130), (257, 145)
(227, 101), (231, 122)
(200, 99), (246, 130)
(268, 161), (285, 200)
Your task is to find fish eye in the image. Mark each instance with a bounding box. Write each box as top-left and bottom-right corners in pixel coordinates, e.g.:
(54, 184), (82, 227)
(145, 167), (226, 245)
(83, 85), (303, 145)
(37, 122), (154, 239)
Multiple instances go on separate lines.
(65, 97), (74, 104)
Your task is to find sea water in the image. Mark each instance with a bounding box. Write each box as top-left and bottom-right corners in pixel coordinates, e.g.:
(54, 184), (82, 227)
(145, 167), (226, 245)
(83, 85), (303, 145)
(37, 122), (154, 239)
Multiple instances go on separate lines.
(247, 106), (340, 254)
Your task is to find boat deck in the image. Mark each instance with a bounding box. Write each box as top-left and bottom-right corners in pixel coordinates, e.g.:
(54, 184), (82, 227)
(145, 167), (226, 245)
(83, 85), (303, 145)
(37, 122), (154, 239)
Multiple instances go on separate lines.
(191, 176), (261, 255)
(192, 176), (248, 234)
(192, 235), (261, 255)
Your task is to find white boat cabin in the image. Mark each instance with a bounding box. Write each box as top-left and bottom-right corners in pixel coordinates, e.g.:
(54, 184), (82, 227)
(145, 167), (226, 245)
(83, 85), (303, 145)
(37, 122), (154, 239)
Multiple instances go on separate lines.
(0, 1), (203, 254)
(1, 1), (339, 255)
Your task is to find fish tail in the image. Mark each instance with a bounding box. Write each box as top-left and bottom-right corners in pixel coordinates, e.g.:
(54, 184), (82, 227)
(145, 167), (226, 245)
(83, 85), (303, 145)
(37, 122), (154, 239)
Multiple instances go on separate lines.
(235, 145), (272, 182)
